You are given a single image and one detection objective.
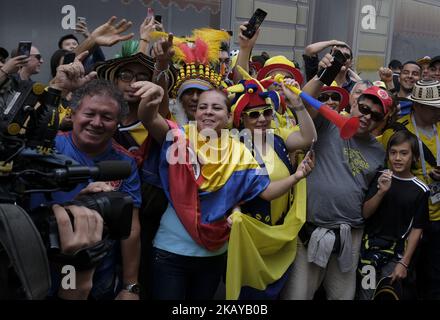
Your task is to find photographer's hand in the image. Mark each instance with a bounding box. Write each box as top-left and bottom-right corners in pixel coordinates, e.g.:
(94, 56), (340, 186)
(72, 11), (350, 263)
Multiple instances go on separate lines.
(53, 204), (103, 300)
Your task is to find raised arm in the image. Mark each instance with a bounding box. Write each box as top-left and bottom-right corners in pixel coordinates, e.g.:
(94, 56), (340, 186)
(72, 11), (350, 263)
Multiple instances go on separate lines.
(233, 23), (260, 83)
(151, 33), (174, 118)
(362, 170), (392, 219)
(136, 81), (168, 144)
(301, 53), (334, 119)
(304, 39), (348, 57)
(281, 80), (317, 151)
(75, 16), (134, 56)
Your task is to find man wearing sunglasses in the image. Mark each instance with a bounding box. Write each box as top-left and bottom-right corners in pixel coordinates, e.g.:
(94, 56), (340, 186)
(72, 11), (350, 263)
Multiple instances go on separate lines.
(282, 75), (393, 300)
(15, 46), (43, 84)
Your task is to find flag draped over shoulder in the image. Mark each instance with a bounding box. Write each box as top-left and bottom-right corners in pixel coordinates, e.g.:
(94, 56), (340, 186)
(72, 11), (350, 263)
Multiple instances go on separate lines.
(226, 178), (307, 300)
(159, 121), (270, 251)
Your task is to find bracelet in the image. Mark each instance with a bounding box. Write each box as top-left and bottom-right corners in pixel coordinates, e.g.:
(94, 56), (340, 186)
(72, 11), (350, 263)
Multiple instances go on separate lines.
(397, 260), (409, 269)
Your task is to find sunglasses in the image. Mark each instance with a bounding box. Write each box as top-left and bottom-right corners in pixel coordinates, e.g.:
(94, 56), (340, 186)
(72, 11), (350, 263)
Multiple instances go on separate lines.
(243, 107), (273, 119)
(31, 54), (42, 61)
(318, 93), (341, 102)
(117, 70), (151, 82)
(358, 104), (384, 122)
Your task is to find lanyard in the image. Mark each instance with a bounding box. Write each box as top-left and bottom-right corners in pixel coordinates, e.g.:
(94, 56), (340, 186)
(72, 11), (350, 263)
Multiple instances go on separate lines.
(411, 114), (440, 178)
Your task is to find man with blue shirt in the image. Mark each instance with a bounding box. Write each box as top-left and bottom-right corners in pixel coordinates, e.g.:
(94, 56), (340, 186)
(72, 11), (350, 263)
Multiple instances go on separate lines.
(31, 79), (142, 300)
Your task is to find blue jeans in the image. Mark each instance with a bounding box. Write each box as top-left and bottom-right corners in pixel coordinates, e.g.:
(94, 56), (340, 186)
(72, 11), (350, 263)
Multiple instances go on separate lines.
(151, 247), (226, 300)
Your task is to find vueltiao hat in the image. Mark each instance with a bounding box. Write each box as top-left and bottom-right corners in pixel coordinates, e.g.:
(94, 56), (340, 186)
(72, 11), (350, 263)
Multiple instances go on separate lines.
(94, 51), (176, 94)
(407, 80), (440, 108)
(257, 55), (304, 85)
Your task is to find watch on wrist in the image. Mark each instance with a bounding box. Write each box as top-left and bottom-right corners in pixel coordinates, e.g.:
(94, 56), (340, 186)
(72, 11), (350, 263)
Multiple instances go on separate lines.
(124, 283), (141, 294)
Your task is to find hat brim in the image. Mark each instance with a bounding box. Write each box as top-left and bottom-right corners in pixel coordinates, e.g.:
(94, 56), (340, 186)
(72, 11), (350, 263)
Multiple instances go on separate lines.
(177, 79), (213, 99)
(257, 63), (304, 85)
(407, 95), (440, 108)
(94, 52), (176, 94)
(320, 86), (350, 112)
(417, 58), (431, 65)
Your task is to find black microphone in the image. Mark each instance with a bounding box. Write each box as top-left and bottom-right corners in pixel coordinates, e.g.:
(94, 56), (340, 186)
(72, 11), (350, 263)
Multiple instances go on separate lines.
(52, 160), (131, 183)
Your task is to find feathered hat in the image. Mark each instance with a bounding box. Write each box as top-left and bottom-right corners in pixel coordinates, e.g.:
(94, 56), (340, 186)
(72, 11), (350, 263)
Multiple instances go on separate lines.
(151, 28), (230, 99)
(227, 66), (285, 128)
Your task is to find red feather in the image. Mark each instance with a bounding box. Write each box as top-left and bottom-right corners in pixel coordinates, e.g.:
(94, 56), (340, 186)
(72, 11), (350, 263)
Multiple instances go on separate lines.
(194, 38), (209, 65)
(178, 43), (196, 63)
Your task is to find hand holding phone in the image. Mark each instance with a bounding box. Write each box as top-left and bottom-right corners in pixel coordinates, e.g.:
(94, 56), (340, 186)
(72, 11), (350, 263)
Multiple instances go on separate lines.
(77, 16), (86, 24)
(243, 8), (267, 39)
(316, 49), (347, 85)
(17, 41), (32, 57)
(155, 15), (162, 23)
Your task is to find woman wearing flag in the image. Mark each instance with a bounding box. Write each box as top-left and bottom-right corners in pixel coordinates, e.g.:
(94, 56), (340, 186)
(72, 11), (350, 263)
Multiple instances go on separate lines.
(225, 71), (316, 299)
(136, 79), (314, 299)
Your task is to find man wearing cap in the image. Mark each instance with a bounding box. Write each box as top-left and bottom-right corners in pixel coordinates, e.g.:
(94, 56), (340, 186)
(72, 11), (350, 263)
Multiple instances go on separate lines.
(281, 62), (393, 299)
(429, 56), (440, 81)
(381, 80), (440, 299)
(417, 56), (431, 81)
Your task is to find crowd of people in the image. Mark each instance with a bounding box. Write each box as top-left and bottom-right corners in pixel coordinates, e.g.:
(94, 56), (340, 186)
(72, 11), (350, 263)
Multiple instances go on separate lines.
(1, 11), (440, 301)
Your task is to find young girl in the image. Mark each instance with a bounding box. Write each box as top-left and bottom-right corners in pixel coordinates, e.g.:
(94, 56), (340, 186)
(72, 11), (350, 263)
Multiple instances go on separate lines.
(358, 130), (430, 299)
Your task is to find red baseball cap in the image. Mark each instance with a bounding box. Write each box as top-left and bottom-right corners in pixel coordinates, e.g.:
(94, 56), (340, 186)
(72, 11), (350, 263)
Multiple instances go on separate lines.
(361, 86), (393, 115)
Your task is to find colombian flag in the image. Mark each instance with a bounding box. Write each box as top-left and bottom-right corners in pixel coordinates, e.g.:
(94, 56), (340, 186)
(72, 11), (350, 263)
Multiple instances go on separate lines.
(226, 178), (307, 300)
(159, 121), (270, 251)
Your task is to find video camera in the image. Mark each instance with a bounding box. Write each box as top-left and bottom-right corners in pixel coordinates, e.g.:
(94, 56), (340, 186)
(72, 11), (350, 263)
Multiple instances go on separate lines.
(0, 82), (133, 299)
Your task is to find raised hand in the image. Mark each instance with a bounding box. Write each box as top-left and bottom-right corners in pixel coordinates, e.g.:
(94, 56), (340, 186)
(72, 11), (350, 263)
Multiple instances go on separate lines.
(51, 51), (97, 92)
(91, 16), (134, 47)
(75, 19), (90, 38)
(0, 55), (30, 75)
(281, 79), (303, 109)
(153, 33), (175, 65)
(378, 67), (394, 83)
(377, 169), (393, 193)
(294, 151), (315, 181)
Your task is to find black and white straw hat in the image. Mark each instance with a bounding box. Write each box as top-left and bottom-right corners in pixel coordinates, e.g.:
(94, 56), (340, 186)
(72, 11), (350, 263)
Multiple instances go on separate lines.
(407, 80), (440, 108)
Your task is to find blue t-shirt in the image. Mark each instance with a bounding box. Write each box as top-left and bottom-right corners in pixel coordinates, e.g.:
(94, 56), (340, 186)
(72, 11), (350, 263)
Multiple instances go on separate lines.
(30, 132), (141, 209)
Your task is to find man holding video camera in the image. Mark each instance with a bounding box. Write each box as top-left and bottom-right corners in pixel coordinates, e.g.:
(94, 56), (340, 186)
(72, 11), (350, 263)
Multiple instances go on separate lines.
(29, 53), (143, 300)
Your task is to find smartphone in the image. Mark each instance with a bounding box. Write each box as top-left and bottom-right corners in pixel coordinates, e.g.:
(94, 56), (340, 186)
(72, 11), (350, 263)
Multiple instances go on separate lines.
(227, 30), (233, 36)
(63, 52), (76, 64)
(243, 8), (267, 39)
(155, 15), (162, 23)
(17, 41), (32, 57)
(316, 49), (347, 86)
(77, 16), (86, 24)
